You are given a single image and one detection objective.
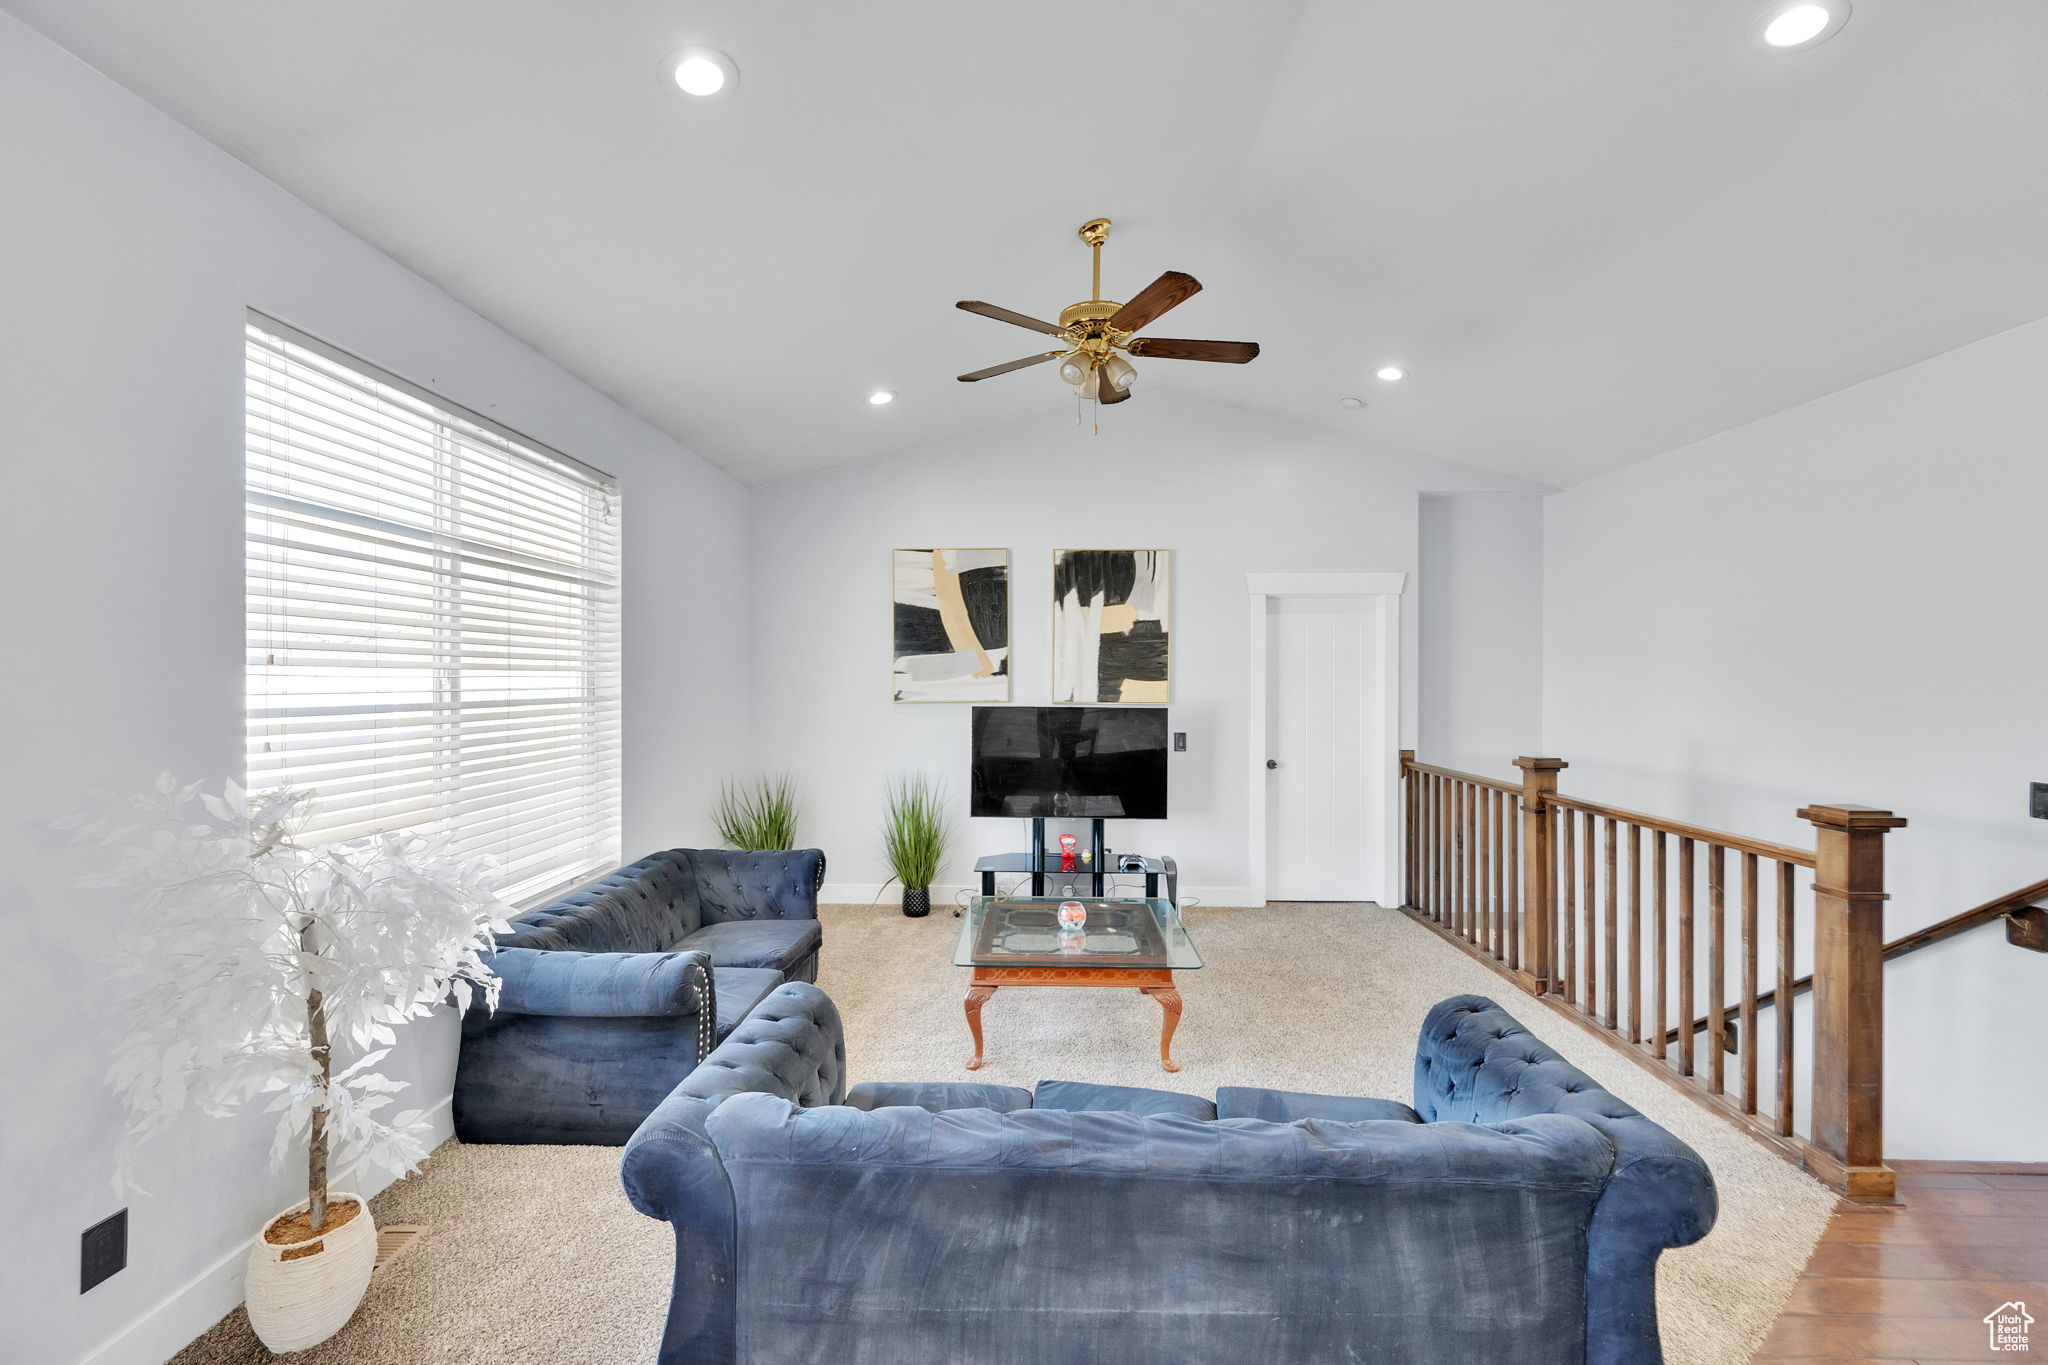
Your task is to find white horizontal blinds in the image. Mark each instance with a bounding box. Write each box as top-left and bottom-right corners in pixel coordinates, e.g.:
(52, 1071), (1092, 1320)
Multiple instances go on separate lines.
(245, 317), (621, 905)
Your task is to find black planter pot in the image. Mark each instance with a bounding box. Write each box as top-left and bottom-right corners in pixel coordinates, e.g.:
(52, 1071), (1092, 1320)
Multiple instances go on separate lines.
(902, 887), (932, 918)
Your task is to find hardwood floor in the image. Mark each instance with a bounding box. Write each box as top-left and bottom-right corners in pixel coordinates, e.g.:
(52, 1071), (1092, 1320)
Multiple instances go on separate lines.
(1751, 1161), (2048, 1362)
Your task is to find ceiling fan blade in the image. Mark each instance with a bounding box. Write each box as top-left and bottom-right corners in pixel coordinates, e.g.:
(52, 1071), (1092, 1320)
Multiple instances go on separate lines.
(1098, 366), (1131, 405)
(1126, 337), (1260, 364)
(956, 300), (1067, 337)
(957, 351), (1063, 382)
(1106, 271), (1202, 333)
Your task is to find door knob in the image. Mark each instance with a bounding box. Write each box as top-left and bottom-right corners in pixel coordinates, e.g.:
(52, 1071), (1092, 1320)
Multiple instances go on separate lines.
(1265, 759), (1279, 769)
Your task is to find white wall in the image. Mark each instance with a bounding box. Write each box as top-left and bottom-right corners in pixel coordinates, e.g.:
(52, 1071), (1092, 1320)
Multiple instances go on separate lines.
(1418, 493), (1546, 776)
(0, 15), (749, 1364)
(748, 393), (1536, 908)
(1544, 315), (2048, 1162)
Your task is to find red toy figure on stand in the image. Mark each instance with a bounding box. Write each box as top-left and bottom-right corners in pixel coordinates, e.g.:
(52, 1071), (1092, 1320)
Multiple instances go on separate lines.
(1058, 833), (1078, 873)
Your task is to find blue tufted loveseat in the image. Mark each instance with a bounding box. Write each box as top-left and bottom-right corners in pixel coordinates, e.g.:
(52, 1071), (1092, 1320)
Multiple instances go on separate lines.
(621, 987), (1716, 1365)
(453, 848), (825, 1144)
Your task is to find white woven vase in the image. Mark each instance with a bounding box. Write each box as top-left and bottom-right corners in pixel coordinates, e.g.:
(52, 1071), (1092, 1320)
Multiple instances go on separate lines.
(245, 1193), (377, 1352)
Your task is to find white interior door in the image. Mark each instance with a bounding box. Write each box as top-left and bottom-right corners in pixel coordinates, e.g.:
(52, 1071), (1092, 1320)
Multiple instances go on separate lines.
(1265, 595), (1380, 901)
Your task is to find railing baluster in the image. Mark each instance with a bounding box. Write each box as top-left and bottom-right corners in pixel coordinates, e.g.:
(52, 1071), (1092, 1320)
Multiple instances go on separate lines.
(1603, 817), (1619, 1032)
(1678, 838), (1695, 1076)
(1560, 810), (1577, 1002)
(1708, 844), (1727, 1095)
(1652, 831), (1668, 1059)
(1482, 787), (1492, 952)
(1626, 822), (1642, 1043)
(1741, 850), (1760, 1115)
(1453, 780), (1467, 938)
(1434, 774), (1447, 921)
(1402, 759), (1416, 907)
(1464, 780), (1478, 945)
(1482, 789), (1499, 961)
(1776, 859), (1795, 1137)
(1499, 789), (1515, 961)
(1507, 794), (1522, 972)
(1583, 810), (1597, 1017)
(1477, 788), (1489, 953)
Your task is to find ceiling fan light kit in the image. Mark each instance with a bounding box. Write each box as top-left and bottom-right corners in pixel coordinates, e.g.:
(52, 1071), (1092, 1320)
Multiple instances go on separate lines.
(955, 218), (1260, 430)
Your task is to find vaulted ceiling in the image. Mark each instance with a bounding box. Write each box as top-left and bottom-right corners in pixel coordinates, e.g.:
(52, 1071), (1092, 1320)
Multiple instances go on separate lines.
(11, 0), (2048, 486)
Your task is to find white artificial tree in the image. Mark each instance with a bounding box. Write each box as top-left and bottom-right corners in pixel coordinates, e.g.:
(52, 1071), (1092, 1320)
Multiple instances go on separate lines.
(61, 774), (509, 1231)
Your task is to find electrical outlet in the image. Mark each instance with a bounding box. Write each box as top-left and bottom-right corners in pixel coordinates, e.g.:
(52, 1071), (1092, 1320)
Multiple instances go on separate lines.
(2031, 782), (2048, 820)
(1173, 732), (1187, 752)
(81, 1210), (126, 1294)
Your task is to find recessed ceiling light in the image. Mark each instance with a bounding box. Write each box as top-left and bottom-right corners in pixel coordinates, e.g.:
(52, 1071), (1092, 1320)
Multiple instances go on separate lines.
(659, 45), (737, 99)
(1339, 396), (1366, 410)
(1375, 365), (1405, 382)
(867, 390), (895, 406)
(1754, 1), (1849, 50)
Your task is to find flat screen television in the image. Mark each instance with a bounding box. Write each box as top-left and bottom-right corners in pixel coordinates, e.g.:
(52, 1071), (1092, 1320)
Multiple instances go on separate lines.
(970, 706), (1168, 820)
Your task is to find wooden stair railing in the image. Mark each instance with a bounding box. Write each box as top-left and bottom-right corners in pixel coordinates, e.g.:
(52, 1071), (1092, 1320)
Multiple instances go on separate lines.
(1668, 873), (2048, 1051)
(1398, 751), (1904, 1202)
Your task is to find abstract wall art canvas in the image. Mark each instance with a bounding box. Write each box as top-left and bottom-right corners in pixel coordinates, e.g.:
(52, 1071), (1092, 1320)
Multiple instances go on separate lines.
(1052, 549), (1171, 704)
(892, 548), (1010, 702)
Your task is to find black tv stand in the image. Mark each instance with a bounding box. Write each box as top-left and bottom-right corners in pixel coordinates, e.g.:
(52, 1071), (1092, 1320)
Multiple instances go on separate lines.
(975, 820), (1166, 900)
(1027, 817), (1106, 895)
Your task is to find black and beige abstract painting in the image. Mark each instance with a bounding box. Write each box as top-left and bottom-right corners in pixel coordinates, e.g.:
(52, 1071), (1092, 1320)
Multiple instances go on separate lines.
(1052, 549), (1171, 704)
(892, 549), (1010, 702)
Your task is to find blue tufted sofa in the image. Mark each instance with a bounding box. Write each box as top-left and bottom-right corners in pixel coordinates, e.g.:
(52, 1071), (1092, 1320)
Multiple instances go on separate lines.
(453, 848), (825, 1144)
(621, 987), (1716, 1365)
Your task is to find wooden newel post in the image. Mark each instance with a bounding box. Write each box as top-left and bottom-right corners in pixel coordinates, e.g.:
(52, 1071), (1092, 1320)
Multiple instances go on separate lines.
(1513, 757), (1567, 997)
(1798, 802), (1906, 1202)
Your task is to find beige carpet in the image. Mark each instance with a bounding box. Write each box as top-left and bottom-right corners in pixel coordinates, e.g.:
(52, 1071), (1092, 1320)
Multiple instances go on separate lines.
(176, 902), (1834, 1363)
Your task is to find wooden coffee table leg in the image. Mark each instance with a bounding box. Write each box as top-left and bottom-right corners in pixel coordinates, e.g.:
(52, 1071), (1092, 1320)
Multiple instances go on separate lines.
(1141, 985), (1183, 1073)
(963, 983), (997, 1070)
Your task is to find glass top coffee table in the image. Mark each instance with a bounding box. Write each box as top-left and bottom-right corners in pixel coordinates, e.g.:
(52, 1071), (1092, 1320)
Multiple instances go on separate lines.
(953, 896), (1202, 1073)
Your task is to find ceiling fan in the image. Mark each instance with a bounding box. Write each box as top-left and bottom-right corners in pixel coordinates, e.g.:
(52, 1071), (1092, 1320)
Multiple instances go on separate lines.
(955, 218), (1260, 409)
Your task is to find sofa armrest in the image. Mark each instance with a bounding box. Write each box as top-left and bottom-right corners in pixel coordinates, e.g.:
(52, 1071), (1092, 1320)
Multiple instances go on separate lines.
(1579, 1111), (1716, 1365)
(1413, 994), (1716, 1365)
(621, 982), (848, 1217)
(490, 946), (714, 1041)
(617, 982), (845, 1365)
(685, 848), (825, 924)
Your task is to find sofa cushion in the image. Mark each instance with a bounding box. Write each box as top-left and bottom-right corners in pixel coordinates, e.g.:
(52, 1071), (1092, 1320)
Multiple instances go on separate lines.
(713, 967), (787, 1038)
(1215, 1086), (1422, 1125)
(687, 848), (826, 922)
(1034, 1079), (1216, 1120)
(677, 919), (822, 976)
(845, 1082), (1034, 1115)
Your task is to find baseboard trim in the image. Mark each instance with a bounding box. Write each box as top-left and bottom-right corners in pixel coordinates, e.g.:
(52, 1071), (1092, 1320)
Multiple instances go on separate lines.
(819, 882), (1263, 909)
(80, 1094), (455, 1365)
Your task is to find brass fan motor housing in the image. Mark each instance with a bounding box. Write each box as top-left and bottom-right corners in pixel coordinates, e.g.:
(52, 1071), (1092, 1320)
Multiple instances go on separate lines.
(1056, 300), (1131, 357)
(1057, 300), (1119, 329)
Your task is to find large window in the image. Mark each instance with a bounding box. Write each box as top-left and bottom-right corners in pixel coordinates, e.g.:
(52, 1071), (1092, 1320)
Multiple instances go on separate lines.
(245, 315), (621, 904)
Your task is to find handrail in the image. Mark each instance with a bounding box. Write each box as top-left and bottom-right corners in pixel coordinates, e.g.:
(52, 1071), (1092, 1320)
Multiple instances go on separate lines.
(1404, 760), (1521, 794)
(1543, 794), (1819, 869)
(1670, 873), (2048, 1047)
(1882, 875), (2048, 958)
